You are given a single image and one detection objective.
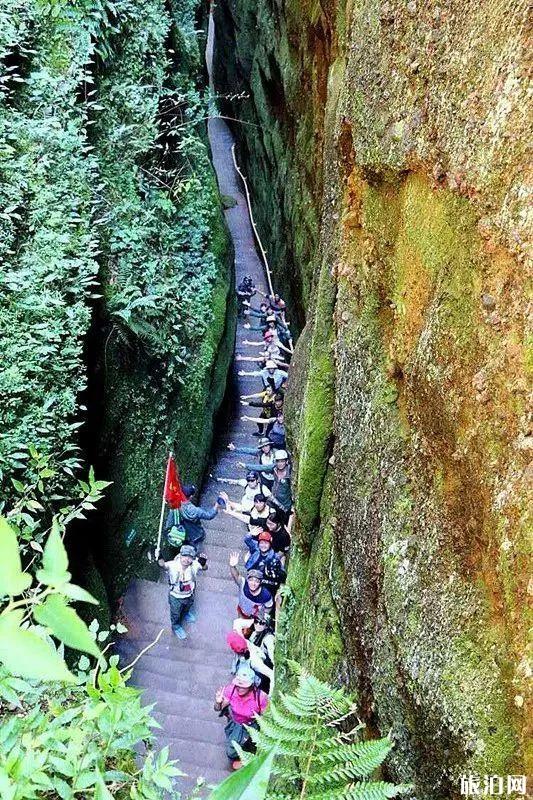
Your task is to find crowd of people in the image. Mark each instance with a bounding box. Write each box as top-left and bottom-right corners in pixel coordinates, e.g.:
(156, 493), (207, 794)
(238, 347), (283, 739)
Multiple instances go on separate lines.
(158, 277), (294, 770)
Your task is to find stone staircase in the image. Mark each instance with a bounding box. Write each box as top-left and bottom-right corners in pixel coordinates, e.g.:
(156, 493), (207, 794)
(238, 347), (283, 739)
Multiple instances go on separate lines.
(115, 19), (273, 796)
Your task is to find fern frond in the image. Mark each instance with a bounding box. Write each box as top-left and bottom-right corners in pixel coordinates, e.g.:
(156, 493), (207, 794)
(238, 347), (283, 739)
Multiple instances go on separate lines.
(312, 781), (410, 800)
(268, 701), (318, 732)
(246, 662), (406, 800)
(313, 737), (394, 773)
(252, 713), (322, 747)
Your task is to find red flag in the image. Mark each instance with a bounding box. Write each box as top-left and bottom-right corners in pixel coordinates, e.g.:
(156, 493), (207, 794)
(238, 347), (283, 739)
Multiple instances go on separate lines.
(164, 454), (187, 509)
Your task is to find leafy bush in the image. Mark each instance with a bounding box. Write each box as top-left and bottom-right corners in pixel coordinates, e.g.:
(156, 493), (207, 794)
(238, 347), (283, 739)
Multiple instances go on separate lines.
(0, 0), (229, 518)
(0, 496), (183, 799)
(0, 0), (102, 505)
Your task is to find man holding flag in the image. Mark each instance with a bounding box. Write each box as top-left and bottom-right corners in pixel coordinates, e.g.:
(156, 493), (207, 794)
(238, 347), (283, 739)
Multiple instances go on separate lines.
(179, 483), (224, 549)
(156, 453), (224, 559)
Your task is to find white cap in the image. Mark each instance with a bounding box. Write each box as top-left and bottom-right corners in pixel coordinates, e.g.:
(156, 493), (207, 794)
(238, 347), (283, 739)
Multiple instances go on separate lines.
(266, 314), (276, 322)
(265, 359), (277, 369)
(274, 449), (288, 460)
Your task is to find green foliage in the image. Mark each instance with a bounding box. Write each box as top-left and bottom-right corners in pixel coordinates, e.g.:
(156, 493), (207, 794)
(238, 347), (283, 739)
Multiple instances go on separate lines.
(236, 663), (411, 800)
(0, 506), (184, 798)
(89, 0), (225, 385)
(0, 0), (105, 506)
(0, 509), (103, 684)
(207, 747), (277, 800)
(0, 0), (230, 523)
(0, 655), (183, 799)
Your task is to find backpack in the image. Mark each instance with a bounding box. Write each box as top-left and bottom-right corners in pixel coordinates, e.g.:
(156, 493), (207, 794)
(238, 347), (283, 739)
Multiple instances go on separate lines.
(165, 508), (187, 549)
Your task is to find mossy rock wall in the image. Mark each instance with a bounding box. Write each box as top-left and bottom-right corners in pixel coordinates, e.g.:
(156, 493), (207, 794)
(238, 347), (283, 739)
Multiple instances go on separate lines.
(92, 208), (235, 600)
(81, 0), (237, 602)
(214, 0), (530, 795)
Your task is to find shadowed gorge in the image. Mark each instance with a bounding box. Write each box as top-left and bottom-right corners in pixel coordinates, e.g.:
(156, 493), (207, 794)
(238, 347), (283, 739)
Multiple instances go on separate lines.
(0, 0), (530, 797)
(213, 0), (531, 795)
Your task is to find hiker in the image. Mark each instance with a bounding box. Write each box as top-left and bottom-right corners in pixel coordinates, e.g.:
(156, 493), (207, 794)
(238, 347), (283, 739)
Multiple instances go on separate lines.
(236, 343), (288, 367)
(236, 275), (256, 316)
(238, 360), (287, 392)
(216, 471), (270, 514)
(245, 449), (292, 523)
(214, 667), (269, 769)
(229, 551), (273, 620)
(268, 292), (287, 315)
(244, 531), (286, 597)
(225, 492), (271, 535)
(265, 510), (291, 557)
(253, 312), (291, 348)
(267, 411), (286, 448)
(226, 631), (261, 687)
(242, 329), (292, 356)
(254, 288), (287, 314)
(242, 300), (269, 325)
(241, 411), (285, 448)
(227, 435), (274, 461)
(229, 437), (275, 488)
(234, 610), (275, 694)
(158, 544), (207, 640)
(179, 484), (224, 549)
(261, 360), (288, 392)
(243, 309), (277, 331)
(226, 627), (274, 694)
(239, 386), (277, 434)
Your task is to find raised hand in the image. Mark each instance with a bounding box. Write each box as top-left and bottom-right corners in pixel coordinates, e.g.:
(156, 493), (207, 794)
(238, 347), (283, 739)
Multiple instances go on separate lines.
(229, 551), (240, 568)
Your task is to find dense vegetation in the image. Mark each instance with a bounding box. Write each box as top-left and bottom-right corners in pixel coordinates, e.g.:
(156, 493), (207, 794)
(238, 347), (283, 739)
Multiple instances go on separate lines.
(0, 503), (184, 798)
(0, 0), (232, 796)
(0, 0), (230, 523)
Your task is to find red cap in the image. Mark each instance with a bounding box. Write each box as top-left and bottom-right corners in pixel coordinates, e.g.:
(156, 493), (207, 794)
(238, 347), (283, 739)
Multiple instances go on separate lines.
(226, 631), (249, 654)
(263, 330), (275, 339)
(258, 531), (272, 543)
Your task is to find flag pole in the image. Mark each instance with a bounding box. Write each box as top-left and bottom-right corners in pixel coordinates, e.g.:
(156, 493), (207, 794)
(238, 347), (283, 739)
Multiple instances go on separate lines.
(155, 451), (172, 560)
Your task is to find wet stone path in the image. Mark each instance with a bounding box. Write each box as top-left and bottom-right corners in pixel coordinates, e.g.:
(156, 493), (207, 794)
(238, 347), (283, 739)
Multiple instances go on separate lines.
(115, 16), (271, 798)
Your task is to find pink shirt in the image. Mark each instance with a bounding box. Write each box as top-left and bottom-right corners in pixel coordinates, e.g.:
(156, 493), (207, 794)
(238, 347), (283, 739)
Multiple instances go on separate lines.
(223, 684), (269, 725)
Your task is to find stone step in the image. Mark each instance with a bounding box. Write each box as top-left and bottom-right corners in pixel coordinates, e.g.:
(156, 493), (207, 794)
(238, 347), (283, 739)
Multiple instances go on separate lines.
(133, 666), (230, 701)
(176, 765), (229, 797)
(117, 641), (231, 674)
(151, 713), (225, 744)
(139, 685), (217, 719)
(117, 641), (229, 670)
(119, 610), (237, 645)
(165, 737), (227, 771)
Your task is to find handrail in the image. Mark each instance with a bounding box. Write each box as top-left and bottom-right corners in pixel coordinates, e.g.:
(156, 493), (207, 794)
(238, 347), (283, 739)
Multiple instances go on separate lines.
(231, 145), (294, 353)
(231, 144), (274, 297)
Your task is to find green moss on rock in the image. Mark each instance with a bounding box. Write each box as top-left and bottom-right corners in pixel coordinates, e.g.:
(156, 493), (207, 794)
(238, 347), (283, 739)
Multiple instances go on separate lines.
(215, 0), (530, 791)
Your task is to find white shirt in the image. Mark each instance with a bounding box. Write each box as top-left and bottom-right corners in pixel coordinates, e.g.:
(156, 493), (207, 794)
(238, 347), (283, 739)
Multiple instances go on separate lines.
(167, 559), (201, 599)
(240, 482), (271, 513)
